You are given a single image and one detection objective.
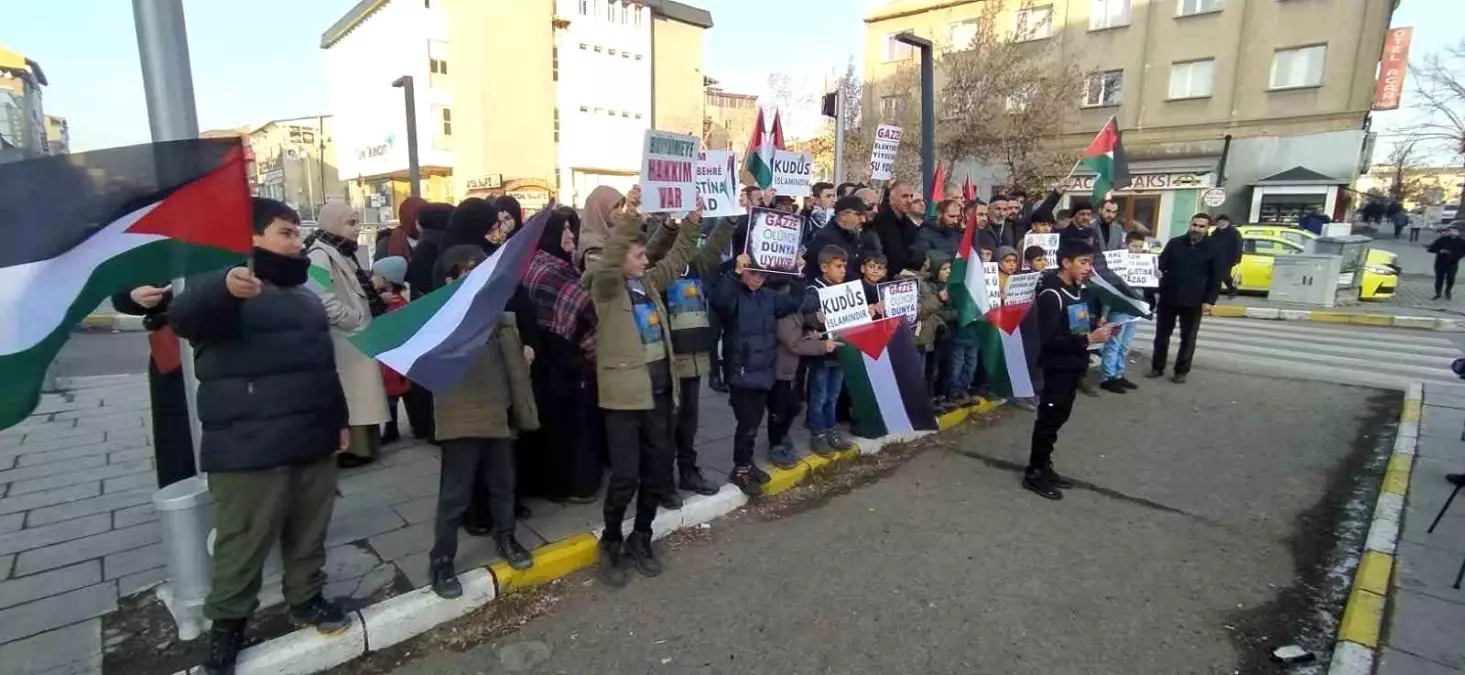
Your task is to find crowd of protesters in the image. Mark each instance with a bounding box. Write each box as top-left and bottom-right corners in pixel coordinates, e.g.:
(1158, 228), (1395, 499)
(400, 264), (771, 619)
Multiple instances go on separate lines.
(131, 172), (1238, 674)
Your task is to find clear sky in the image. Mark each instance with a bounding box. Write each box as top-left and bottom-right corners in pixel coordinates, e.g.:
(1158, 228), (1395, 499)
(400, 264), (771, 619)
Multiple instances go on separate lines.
(4, 0), (1453, 156)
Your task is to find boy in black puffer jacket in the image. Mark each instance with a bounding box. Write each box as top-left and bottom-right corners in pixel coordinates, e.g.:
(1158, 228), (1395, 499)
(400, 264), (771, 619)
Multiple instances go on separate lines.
(712, 254), (802, 495)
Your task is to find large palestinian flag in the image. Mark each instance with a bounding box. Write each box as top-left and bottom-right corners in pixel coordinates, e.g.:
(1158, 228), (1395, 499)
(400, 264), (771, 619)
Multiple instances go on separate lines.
(949, 224), (1036, 399)
(1088, 253), (1151, 318)
(1078, 116), (1129, 203)
(836, 317), (938, 438)
(350, 208), (548, 392)
(0, 139), (251, 430)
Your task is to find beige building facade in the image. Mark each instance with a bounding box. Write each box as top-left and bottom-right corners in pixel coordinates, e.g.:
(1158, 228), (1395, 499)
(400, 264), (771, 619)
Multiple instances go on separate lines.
(865, 0), (1397, 237)
(703, 81), (759, 151)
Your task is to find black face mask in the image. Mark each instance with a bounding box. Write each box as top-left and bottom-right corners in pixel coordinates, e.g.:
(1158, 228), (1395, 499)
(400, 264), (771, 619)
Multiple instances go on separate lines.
(251, 246), (310, 287)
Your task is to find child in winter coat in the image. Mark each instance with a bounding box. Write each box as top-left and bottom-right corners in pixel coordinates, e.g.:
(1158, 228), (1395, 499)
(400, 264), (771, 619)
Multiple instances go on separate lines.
(372, 256), (411, 443)
(924, 252), (958, 409)
(771, 310), (838, 469)
(801, 245), (858, 455)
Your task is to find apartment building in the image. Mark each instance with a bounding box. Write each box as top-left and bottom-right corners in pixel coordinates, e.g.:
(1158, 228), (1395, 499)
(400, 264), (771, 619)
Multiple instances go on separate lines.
(43, 115), (68, 156)
(0, 46), (48, 163)
(704, 80), (760, 151)
(321, 0), (711, 215)
(247, 117), (346, 222)
(865, 0), (1396, 238)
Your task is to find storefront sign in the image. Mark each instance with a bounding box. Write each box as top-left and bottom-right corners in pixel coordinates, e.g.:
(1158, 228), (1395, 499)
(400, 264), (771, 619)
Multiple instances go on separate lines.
(1373, 27), (1413, 111)
(640, 130), (700, 213)
(465, 174), (503, 192)
(745, 207), (804, 275)
(1063, 172), (1213, 192)
(696, 150), (741, 218)
(869, 125), (903, 181)
(818, 280), (873, 332)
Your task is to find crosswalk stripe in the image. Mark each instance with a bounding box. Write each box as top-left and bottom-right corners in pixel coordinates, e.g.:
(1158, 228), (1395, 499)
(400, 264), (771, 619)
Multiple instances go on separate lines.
(1134, 325), (1461, 366)
(1172, 316), (1459, 347)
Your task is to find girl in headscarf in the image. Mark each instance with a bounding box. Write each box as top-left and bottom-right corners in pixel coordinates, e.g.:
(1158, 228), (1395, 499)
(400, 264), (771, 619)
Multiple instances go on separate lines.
(578, 185), (640, 267)
(377, 195), (425, 261)
(494, 195), (524, 232)
(517, 206), (603, 503)
(306, 201), (391, 468)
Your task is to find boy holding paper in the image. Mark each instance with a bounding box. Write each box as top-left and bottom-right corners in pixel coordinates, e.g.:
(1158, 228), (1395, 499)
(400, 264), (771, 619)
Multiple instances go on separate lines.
(801, 245), (859, 456)
(1098, 231), (1149, 394)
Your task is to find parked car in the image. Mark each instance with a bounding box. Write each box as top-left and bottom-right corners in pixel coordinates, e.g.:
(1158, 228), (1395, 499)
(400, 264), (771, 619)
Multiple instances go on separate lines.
(1231, 234), (1397, 301)
(1233, 225), (1401, 275)
(1443, 204), (1460, 224)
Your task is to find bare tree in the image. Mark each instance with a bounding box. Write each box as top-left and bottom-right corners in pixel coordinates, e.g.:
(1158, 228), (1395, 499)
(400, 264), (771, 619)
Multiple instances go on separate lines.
(1384, 138), (1428, 204)
(1402, 40), (1465, 206)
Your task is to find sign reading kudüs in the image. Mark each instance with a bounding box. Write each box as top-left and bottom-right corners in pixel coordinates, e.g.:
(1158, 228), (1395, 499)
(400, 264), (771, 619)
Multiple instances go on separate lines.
(817, 280), (873, 332)
(696, 150), (741, 218)
(640, 130), (700, 213)
(869, 124), (903, 181)
(770, 149), (813, 197)
(746, 207), (805, 275)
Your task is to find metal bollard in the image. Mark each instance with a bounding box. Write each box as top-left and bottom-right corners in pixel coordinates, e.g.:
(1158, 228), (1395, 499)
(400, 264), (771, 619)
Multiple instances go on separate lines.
(153, 475), (213, 641)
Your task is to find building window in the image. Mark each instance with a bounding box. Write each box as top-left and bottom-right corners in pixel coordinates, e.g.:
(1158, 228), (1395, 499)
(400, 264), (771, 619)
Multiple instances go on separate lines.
(432, 105), (452, 150)
(623, 52), (630, 59)
(552, 46), (559, 81)
(1270, 45), (1326, 89)
(1014, 6), (1053, 41)
(594, 45), (602, 53)
(883, 34), (916, 62)
(428, 40), (449, 89)
(1005, 85), (1035, 112)
(622, 111), (630, 117)
(554, 108), (560, 143)
(635, 112), (643, 119)
(1177, 0), (1222, 16)
(946, 19), (979, 51)
(580, 106), (589, 112)
(1090, 0), (1130, 30)
(579, 0), (588, 14)
(423, 0), (433, 8)
(633, 4), (641, 26)
(579, 43), (587, 50)
(635, 53), (643, 60)
(609, 48), (617, 56)
(1169, 59), (1214, 98)
(881, 95), (908, 117)
(606, 0), (614, 20)
(1083, 69), (1124, 107)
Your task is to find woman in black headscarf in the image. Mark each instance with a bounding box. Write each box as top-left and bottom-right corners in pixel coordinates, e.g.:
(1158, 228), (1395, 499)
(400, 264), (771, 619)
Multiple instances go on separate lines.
(405, 202), (454, 298)
(516, 206), (604, 503)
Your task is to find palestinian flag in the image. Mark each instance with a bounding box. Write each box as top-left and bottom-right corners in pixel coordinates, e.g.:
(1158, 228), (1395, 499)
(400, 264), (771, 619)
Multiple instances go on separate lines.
(962, 175), (977, 203)
(949, 224), (1035, 399)
(0, 139), (251, 430)
(307, 263), (335, 292)
(350, 208), (548, 392)
(1087, 252), (1151, 318)
(1078, 116), (1129, 203)
(835, 317), (937, 438)
(741, 109), (772, 189)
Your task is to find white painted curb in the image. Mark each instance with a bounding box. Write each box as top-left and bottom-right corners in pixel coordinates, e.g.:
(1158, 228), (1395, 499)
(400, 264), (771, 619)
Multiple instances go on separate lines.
(359, 568), (496, 652)
(1327, 641), (1376, 675)
(233, 614), (367, 675)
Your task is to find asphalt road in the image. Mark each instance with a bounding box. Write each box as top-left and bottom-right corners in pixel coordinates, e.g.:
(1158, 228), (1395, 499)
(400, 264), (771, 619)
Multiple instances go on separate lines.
(352, 369), (1399, 675)
(53, 330), (150, 379)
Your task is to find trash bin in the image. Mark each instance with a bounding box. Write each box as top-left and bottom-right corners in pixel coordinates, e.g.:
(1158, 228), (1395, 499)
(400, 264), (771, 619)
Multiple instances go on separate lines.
(154, 476), (213, 641)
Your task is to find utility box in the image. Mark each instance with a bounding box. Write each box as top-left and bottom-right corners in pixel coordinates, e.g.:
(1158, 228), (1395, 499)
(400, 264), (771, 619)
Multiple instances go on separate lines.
(1314, 235), (1369, 291)
(1269, 254), (1342, 306)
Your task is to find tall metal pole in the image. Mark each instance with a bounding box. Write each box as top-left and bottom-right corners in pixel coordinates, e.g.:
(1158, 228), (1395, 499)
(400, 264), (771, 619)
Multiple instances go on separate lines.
(393, 76), (421, 198)
(833, 91), (846, 187)
(895, 32), (936, 218)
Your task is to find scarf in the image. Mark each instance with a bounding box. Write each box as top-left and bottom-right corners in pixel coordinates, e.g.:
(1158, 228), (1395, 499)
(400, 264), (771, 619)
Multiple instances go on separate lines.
(252, 246), (310, 287)
(307, 229), (387, 317)
(523, 249), (596, 361)
(388, 196), (425, 258)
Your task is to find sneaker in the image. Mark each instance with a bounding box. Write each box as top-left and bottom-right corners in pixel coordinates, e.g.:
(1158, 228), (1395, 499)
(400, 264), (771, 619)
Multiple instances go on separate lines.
(1144, 370), (1164, 379)
(1171, 373), (1188, 384)
(1099, 379), (1128, 394)
(625, 531), (663, 577)
(1043, 463), (1076, 490)
(598, 538), (628, 588)
(730, 465), (764, 496)
(659, 489), (683, 510)
(1116, 378), (1139, 390)
(429, 556), (462, 599)
(1021, 468), (1063, 501)
(810, 432), (836, 457)
(496, 534), (534, 571)
(288, 594), (351, 634)
(769, 452), (799, 470)
(749, 464), (771, 484)
(1447, 473), (1465, 487)
(201, 618), (246, 675)
(679, 468), (719, 496)
(826, 430), (855, 451)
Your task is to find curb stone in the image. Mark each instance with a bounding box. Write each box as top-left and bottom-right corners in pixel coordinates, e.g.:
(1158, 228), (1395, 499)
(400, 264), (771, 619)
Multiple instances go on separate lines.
(1215, 305), (1465, 332)
(77, 314), (146, 333)
(1326, 380), (1423, 675)
(163, 396), (1004, 675)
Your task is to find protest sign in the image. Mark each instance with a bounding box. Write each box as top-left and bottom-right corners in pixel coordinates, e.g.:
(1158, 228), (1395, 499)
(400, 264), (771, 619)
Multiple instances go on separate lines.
(746, 207), (804, 275)
(878, 278), (920, 322)
(1125, 252), (1159, 288)
(982, 262), (1001, 311)
(1003, 272), (1040, 305)
(770, 149), (813, 197)
(640, 130), (699, 213)
(695, 150), (740, 218)
(869, 124), (903, 181)
(1102, 250), (1130, 277)
(817, 280), (872, 332)
(1022, 233), (1059, 270)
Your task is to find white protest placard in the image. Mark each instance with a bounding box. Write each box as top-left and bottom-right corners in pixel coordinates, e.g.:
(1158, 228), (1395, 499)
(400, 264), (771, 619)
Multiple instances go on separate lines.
(745, 207), (804, 275)
(695, 150), (740, 218)
(878, 278), (921, 323)
(869, 124), (903, 181)
(770, 149), (812, 197)
(817, 280), (872, 332)
(982, 262), (1001, 311)
(1125, 252), (1159, 288)
(1003, 272), (1040, 306)
(1102, 250), (1130, 277)
(640, 130), (699, 213)
(1022, 233), (1059, 270)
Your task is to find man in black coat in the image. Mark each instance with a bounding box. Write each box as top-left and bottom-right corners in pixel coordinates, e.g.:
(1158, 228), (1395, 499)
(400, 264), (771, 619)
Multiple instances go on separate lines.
(868, 179), (919, 277)
(1208, 214), (1242, 298)
(170, 198), (352, 675)
(1147, 213), (1224, 384)
(1428, 224), (1465, 300)
(803, 196), (882, 280)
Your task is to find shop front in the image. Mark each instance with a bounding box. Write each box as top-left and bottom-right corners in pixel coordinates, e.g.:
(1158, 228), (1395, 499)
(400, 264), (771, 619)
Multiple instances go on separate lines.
(1246, 166), (1348, 226)
(1061, 167), (1217, 241)
(463, 176), (555, 218)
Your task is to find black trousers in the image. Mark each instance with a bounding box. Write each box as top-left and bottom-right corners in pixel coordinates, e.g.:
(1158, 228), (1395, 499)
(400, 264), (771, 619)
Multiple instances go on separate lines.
(766, 380), (796, 446)
(432, 438), (515, 560)
(602, 391), (674, 542)
(1220, 272), (1237, 296)
(1435, 262), (1459, 297)
(1152, 304), (1203, 376)
(927, 339), (952, 397)
(1030, 368), (1083, 471)
(673, 376), (701, 474)
(729, 387), (769, 467)
(402, 382), (435, 441)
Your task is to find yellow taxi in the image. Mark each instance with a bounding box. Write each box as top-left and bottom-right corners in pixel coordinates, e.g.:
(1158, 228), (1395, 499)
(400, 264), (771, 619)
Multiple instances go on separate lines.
(1234, 225), (1401, 275)
(1232, 234), (1397, 300)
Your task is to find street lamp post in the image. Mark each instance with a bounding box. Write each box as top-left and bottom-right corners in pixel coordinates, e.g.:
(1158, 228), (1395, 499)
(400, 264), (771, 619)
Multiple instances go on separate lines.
(392, 75), (421, 199)
(894, 32), (935, 218)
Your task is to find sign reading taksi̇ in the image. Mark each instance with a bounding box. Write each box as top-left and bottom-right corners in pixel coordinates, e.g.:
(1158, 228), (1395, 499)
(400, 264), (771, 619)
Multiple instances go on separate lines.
(1063, 172), (1214, 192)
(465, 175), (503, 192)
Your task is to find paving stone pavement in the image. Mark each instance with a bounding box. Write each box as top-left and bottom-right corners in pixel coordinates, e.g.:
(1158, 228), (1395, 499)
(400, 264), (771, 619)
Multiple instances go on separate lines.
(0, 372), (779, 675)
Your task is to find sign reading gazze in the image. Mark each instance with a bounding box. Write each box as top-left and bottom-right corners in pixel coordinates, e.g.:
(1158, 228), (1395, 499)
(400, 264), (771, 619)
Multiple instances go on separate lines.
(869, 125), (903, 181)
